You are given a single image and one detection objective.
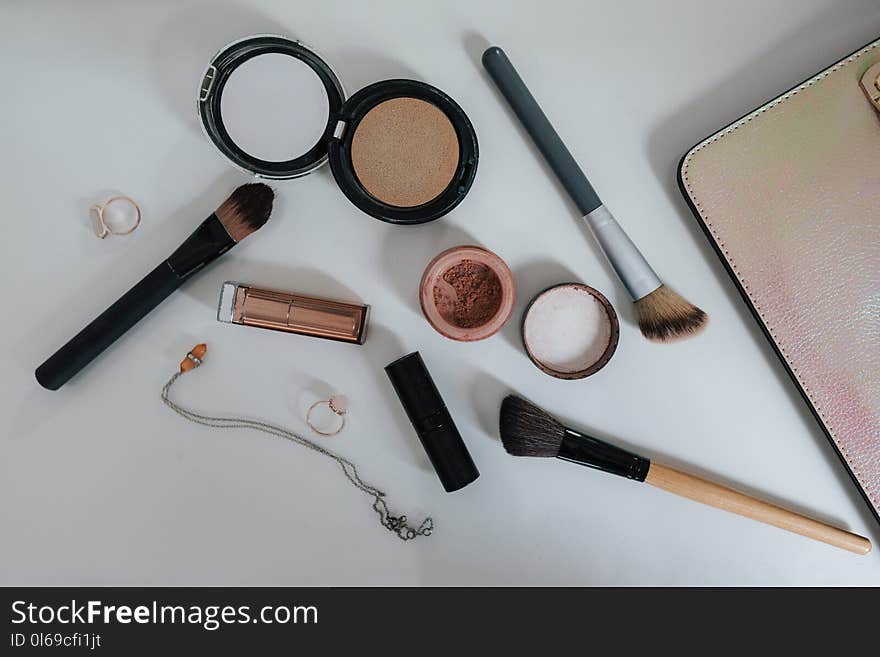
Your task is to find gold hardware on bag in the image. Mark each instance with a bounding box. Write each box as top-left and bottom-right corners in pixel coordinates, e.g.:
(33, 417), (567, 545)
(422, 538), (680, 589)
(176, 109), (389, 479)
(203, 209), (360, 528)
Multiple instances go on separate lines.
(859, 61), (880, 111)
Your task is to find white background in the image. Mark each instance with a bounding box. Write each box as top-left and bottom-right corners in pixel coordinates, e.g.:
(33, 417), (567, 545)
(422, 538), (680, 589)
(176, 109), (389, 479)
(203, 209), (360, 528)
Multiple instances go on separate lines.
(2, 0), (879, 586)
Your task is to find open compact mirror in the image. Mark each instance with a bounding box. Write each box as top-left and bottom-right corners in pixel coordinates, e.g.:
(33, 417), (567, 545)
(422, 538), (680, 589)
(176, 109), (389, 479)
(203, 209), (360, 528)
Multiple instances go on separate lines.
(198, 35), (479, 224)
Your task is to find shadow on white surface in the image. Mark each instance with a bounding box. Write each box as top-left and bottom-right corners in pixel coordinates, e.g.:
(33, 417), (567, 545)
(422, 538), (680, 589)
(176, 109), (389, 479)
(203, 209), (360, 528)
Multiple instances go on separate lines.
(379, 222), (477, 318)
(325, 47), (420, 94)
(290, 372), (335, 426)
(360, 324), (434, 474)
(153, 3), (288, 131)
(468, 370), (513, 444)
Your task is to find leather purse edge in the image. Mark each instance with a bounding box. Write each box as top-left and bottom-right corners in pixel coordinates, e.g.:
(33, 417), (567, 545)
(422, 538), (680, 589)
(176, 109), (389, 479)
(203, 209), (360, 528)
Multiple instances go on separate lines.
(675, 36), (880, 527)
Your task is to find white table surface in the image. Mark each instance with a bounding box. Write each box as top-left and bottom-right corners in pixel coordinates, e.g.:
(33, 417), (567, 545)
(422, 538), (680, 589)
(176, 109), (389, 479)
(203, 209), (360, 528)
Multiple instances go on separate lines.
(2, 0), (879, 586)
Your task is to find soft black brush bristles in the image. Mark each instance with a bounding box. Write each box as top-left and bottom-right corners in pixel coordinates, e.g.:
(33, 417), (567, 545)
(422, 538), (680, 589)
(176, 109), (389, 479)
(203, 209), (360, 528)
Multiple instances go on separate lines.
(216, 182), (274, 242)
(634, 284), (708, 342)
(499, 395), (567, 457)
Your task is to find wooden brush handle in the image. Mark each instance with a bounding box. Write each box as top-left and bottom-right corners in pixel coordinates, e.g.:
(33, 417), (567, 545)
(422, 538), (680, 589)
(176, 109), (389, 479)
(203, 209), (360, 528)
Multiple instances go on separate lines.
(645, 463), (871, 555)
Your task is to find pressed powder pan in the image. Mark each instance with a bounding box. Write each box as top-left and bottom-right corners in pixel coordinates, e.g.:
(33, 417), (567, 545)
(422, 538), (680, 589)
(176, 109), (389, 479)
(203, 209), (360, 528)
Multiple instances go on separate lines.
(199, 35), (478, 224)
(351, 97), (460, 207)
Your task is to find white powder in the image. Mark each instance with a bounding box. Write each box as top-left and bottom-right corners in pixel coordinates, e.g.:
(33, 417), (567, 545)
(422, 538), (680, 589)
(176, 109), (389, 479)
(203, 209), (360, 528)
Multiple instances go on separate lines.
(523, 286), (612, 373)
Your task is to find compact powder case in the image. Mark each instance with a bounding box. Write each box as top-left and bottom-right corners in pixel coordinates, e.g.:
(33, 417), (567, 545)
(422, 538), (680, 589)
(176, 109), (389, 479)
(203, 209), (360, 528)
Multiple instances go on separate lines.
(199, 35), (479, 224)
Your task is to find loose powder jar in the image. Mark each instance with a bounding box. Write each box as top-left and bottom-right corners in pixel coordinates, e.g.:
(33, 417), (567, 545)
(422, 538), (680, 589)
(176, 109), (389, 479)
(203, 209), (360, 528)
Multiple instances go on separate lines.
(419, 245), (515, 341)
(522, 283), (619, 379)
(198, 35), (478, 224)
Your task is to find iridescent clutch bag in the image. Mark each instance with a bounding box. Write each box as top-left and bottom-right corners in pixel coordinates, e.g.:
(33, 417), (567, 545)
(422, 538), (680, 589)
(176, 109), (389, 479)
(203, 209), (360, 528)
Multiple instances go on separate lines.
(679, 39), (880, 524)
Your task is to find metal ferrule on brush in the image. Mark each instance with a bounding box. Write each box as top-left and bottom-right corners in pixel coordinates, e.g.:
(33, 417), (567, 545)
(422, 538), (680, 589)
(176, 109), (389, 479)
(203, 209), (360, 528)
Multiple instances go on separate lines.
(583, 205), (662, 301)
(167, 214), (236, 279)
(557, 427), (651, 481)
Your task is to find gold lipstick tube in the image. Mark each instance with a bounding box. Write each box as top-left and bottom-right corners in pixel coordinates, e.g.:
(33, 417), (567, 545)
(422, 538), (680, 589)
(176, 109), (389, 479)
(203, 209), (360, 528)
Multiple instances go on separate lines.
(217, 281), (368, 345)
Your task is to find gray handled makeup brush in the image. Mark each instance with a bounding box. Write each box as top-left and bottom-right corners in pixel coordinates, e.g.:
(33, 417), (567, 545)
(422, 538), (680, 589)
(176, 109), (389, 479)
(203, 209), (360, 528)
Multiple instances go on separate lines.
(499, 395), (871, 554)
(482, 46), (707, 342)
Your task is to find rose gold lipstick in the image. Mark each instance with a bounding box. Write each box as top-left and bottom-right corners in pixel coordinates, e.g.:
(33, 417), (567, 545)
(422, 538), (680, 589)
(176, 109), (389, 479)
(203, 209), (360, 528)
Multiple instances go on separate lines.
(217, 281), (369, 344)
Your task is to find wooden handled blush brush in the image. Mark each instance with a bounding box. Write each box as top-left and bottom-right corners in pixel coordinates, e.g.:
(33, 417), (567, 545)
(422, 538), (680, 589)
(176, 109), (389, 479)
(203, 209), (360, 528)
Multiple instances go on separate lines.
(35, 183), (274, 390)
(499, 395), (871, 554)
(482, 46), (707, 342)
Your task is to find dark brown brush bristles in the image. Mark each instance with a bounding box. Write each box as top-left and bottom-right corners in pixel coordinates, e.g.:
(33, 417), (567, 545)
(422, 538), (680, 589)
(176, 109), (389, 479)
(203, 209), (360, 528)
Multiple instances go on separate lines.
(633, 284), (708, 342)
(216, 182), (274, 242)
(499, 395), (567, 457)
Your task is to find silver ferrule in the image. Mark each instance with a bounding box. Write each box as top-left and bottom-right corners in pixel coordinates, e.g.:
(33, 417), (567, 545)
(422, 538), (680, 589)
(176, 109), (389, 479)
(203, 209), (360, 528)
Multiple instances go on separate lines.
(582, 205), (662, 301)
(217, 281), (239, 323)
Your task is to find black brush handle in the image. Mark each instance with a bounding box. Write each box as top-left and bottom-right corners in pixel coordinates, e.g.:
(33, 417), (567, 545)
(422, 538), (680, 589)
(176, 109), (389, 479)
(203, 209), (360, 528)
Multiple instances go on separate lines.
(557, 428), (651, 481)
(35, 262), (182, 390)
(481, 46), (602, 215)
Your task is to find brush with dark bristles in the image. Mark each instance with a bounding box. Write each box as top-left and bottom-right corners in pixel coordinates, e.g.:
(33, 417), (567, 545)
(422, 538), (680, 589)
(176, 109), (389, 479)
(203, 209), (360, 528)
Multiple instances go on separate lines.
(499, 395), (870, 554)
(36, 183), (274, 390)
(482, 46), (707, 342)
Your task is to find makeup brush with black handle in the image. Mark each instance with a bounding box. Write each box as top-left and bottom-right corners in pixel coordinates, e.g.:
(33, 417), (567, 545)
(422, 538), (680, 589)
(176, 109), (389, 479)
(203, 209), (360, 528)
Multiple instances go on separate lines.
(499, 395), (871, 554)
(35, 183), (274, 390)
(482, 46), (707, 342)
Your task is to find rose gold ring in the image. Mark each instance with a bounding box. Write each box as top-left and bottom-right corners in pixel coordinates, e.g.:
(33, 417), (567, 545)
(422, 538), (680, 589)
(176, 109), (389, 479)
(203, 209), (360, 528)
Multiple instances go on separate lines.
(306, 395), (348, 437)
(90, 195), (141, 238)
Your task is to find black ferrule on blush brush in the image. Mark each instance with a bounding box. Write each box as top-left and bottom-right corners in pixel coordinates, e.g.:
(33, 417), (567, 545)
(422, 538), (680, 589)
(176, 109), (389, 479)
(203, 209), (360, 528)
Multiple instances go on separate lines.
(558, 428), (651, 482)
(385, 352), (479, 492)
(167, 213), (235, 277)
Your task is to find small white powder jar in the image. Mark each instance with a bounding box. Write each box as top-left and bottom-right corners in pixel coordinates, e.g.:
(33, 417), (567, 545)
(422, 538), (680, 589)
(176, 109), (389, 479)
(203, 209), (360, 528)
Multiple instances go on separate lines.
(521, 283), (619, 379)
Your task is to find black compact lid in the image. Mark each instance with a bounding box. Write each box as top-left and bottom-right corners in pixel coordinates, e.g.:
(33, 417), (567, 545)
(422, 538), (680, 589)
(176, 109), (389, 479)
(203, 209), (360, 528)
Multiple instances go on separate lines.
(198, 35), (345, 179)
(199, 35), (478, 223)
(385, 352), (479, 492)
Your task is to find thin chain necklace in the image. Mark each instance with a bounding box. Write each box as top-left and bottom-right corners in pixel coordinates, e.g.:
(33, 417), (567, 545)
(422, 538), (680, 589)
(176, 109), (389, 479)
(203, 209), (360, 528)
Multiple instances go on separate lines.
(161, 347), (433, 541)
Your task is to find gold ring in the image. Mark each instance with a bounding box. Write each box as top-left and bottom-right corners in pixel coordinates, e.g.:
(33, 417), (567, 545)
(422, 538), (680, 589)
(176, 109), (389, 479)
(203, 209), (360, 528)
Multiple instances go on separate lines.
(90, 195), (141, 238)
(306, 395), (348, 437)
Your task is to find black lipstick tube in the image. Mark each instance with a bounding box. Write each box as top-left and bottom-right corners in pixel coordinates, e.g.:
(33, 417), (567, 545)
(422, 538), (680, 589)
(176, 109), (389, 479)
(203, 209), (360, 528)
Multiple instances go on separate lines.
(385, 352), (479, 492)
(35, 214), (235, 390)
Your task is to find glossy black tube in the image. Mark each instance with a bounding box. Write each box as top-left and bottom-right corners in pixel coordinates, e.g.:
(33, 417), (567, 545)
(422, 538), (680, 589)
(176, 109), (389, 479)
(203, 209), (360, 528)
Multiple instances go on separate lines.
(35, 215), (235, 390)
(385, 352), (479, 492)
(556, 428), (651, 482)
